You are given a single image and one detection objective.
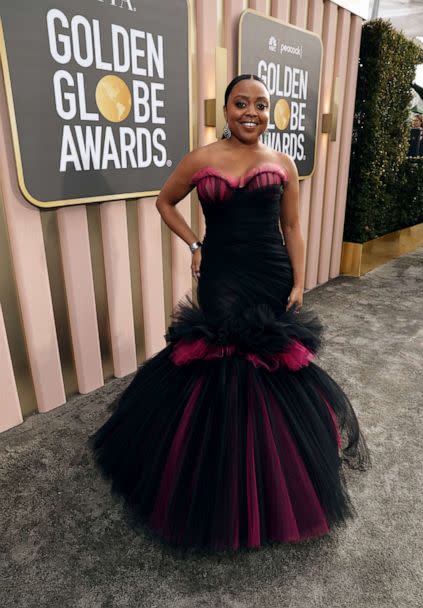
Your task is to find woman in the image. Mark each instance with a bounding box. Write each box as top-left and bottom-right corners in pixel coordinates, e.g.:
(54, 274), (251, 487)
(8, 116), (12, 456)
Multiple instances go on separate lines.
(91, 74), (371, 553)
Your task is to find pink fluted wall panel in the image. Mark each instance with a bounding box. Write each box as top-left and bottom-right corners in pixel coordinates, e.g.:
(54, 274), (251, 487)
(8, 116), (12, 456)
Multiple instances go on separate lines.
(249, 0), (267, 11)
(271, 0), (291, 21)
(57, 205), (104, 393)
(299, 0), (324, 256)
(305, 1), (338, 288)
(0, 304), (22, 432)
(330, 15), (362, 278)
(138, 198), (166, 358)
(224, 0), (245, 81)
(317, 8), (351, 283)
(196, 0), (218, 239)
(290, 0), (307, 25)
(289, 1), (311, 264)
(0, 67), (65, 413)
(196, 0), (218, 148)
(100, 201), (137, 377)
(171, 196), (193, 307)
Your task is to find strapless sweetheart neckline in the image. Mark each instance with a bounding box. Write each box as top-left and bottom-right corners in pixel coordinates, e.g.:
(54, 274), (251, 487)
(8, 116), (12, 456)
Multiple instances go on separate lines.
(190, 162), (289, 189)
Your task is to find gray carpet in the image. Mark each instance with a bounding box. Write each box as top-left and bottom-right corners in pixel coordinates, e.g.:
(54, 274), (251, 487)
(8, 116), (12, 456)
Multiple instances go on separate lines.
(1, 248), (423, 608)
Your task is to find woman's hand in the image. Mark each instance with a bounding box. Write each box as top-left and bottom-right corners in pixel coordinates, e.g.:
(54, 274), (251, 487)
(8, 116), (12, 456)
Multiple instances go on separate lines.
(286, 285), (303, 313)
(191, 249), (202, 281)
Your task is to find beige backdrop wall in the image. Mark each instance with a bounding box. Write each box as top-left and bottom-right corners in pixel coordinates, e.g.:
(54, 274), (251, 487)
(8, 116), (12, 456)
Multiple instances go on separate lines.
(0, 0), (364, 432)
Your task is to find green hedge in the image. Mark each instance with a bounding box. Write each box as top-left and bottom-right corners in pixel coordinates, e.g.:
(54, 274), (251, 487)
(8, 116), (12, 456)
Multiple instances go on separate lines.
(393, 157), (423, 229)
(344, 19), (422, 243)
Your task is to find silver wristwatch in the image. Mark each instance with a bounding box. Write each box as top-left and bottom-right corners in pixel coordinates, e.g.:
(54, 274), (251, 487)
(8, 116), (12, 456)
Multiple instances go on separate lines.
(189, 240), (203, 253)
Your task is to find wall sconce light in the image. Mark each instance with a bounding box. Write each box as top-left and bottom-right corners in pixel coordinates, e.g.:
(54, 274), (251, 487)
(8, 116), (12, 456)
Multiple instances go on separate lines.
(204, 99), (216, 127)
(321, 76), (340, 141)
(204, 46), (228, 135)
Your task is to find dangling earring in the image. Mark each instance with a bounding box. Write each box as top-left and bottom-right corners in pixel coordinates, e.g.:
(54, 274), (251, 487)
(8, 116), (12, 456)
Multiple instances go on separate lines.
(223, 122), (232, 139)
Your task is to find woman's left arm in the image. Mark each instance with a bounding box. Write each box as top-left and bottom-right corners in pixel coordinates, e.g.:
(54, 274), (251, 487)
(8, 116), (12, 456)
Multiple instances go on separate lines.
(278, 154), (305, 311)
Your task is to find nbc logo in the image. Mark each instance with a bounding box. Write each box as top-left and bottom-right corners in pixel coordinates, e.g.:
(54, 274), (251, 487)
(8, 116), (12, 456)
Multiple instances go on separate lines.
(268, 36), (277, 52)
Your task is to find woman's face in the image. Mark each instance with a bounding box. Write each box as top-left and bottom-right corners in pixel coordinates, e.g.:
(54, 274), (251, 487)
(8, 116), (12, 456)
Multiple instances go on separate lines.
(223, 78), (270, 143)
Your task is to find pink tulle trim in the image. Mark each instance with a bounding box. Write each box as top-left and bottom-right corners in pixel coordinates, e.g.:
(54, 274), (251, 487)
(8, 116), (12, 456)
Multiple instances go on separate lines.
(189, 163), (289, 189)
(170, 337), (315, 371)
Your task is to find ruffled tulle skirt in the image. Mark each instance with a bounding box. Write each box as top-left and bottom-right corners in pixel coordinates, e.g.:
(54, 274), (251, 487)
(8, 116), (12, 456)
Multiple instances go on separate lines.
(90, 292), (371, 553)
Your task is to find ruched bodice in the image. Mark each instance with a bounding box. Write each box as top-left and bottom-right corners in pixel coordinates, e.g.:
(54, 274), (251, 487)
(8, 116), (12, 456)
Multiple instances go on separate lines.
(188, 163), (293, 320)
(190, 163), (288, 244)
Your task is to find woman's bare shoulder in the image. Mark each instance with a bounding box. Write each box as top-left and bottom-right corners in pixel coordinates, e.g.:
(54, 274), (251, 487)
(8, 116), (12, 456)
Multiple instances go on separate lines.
(177, 141), (225, 175)
(275, 152), (298, 179)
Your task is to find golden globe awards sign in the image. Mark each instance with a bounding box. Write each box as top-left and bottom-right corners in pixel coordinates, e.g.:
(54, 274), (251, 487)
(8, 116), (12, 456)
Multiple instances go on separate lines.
(239, 10), (322, 178)
(0, 0), (191, 208)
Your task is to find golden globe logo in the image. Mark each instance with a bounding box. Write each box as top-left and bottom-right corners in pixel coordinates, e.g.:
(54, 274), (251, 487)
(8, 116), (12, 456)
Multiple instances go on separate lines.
(46, 8), (168, 172)
(96, 75), (132, 122)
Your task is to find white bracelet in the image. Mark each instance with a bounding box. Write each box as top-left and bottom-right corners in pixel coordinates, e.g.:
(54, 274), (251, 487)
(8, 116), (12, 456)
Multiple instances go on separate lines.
(189, 240), (203, 253)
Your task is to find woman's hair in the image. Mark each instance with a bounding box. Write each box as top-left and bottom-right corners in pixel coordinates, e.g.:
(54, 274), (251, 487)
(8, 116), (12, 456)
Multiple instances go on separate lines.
(221, 74), (270, 139)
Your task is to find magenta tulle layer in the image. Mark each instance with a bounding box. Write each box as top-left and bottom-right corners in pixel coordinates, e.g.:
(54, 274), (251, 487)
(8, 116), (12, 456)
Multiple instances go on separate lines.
(144, 336), (342, 546)
(149, 370), (333, 549)
(170, 336), (315, 371)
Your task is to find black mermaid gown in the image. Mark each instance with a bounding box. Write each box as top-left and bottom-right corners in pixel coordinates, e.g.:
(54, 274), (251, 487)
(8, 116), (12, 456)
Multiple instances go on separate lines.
(91, 162), (371, 552)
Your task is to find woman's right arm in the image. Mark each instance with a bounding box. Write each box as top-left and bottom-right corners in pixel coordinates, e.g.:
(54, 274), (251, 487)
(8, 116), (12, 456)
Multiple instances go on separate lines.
(155, 150), (202, 248)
